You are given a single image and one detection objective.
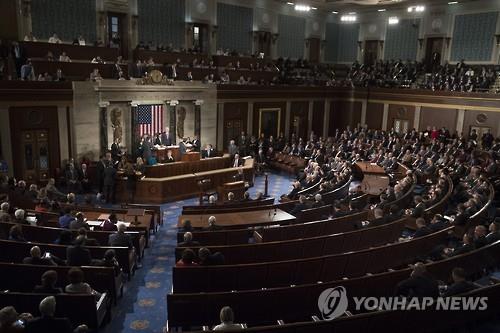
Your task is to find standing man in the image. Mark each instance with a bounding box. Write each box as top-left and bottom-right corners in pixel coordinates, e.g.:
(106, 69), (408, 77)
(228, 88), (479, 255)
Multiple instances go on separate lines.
(191, 135), (201, 152)
(103, 161), (117, 204)
(111, 138), (122, 164)
(161, 127), (172, 146)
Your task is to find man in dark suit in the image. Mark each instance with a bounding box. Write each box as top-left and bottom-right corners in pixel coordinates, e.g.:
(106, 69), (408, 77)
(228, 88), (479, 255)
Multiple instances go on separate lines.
(486, 221), (500, 244)
(178, 138), (188, 156)
(290, 195), (308, 216)
(65, 163), (80, 193)
(394, 262), (439, 298)
(201, 144), (215, 158)
(406, 196), (426, 218)
(443, 267), (476, 297)
(24, 296), (73, 333)
(103, 161), (117, 204)
(96, 155), (108, 194)
(198, 247), (225, 265)
(79, 163), (91, 193)
(473, 225), (488, 249)
(178, 232), (200, 247)
(108, 223), (133, 249)
(368, 208), (387, 227)
(165, 149), (175, 163)
(66, 235), (92, 266)
(161, 128), (172, 146)
(191, 135), (201, 152)
(23, 246), (56, 266)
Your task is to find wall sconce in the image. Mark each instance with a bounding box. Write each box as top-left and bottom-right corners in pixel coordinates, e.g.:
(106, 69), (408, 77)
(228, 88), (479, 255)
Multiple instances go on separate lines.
(418, 38), (424, 49)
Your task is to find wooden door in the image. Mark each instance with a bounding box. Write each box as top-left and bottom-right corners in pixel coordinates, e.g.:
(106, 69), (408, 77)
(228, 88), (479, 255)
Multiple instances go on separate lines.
(308, 38), (320, 63)
(257, 32), (271, 57)
(20, 130), (50, 183)
(192, 23), (209, 53)
(364, 40), (379, 66)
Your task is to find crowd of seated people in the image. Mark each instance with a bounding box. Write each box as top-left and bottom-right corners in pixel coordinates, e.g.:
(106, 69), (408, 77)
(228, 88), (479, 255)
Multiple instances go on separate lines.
(422, 60), (498, 92)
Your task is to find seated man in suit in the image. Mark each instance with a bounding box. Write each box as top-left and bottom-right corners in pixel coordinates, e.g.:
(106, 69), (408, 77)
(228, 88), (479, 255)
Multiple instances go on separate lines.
(24, 296), (73, 333)
(290, 195), (308, 216)
(198, 247), (225, 265)
(201, 144), (216, 158)
(66, 235), (92, 266)
(0, 202), (11, 222)
(442, 267), (477, 297)
(165, 149), (175, 163)
(23, 246), (56, 266)
(79, 163), (92, 193)
(206, 215), (221, 231)
(69, 212), (89, 230)
(394, 262), (439, 298)
(486, 221), (500, 244)
(367, 207), (387, 227)
(108, 222), (133, 249)
(406, 196), (426, 218)
(178, 232), (200, 247)
(33, 270), (63, 294)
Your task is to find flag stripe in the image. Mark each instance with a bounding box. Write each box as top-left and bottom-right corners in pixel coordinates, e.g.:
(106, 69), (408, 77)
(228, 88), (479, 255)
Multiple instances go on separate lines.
(137, 104), (163, 138)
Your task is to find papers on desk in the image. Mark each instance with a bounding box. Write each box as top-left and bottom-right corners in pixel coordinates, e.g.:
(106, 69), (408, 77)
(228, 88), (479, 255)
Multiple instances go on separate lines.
(26, 216), (37, 226)
(87, 221), (130, 227)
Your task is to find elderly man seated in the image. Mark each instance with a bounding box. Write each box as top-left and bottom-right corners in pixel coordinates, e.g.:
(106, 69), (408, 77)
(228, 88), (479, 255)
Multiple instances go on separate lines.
(108, 222), (133, 249)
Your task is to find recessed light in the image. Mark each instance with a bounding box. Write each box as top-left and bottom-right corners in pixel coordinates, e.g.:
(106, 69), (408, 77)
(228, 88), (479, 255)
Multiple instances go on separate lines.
(294, 4), (311, 11)
(311, 7), (317, 10)
(448, 1), (458, 4)
(388, 17), (399, 24)
(287, 2), (294, 5)
(378, 9), (386, 12)
(349, 12), (356, 14)
(332, 11), (338, 14)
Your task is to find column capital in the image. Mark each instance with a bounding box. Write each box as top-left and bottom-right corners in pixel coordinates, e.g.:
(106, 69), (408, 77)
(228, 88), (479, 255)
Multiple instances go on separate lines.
(130, 101), (140, 107)
(168, 100), (179, 106)
(98, 101), (110, 108)
(193, 100), (204, 106)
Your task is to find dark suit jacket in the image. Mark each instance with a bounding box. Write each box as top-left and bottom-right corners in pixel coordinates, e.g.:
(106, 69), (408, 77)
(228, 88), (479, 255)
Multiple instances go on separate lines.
(161, 133), (172, 146)
(66, 245), (92, 266)
(103, 166), (117, 186)
(443, 281), (476, 297)
(191, 139), (201, 152)
(201, 149), (215, 158)
(108, 232), (133, 249)
(395, 273), (439, 298)
(25, 316), (72, 333)
(178, 240), (200, 247)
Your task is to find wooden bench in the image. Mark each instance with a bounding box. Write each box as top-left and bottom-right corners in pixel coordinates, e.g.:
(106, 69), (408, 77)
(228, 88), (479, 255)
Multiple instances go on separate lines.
(0, 262), (122, 304)
(167, 239), (500, 329)
(0, 221), (146, 260)
(0, 239), (136, 279)
(172, 226), (451, 292)
(0, 292), (110, 331)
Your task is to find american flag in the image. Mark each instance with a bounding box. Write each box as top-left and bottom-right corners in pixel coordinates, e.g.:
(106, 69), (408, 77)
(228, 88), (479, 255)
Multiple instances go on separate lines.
(136, 104), (164, 137)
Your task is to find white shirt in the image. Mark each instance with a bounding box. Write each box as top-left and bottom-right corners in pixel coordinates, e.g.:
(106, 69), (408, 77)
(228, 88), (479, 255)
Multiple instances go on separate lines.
(78, 38), (86, 46)
(48, 37), (61, 44)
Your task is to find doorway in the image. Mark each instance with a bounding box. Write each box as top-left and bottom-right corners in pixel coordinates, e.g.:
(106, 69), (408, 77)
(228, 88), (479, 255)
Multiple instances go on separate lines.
(364, 40), (379, 66)
(191, 23), (209, 53)
(425, 37), (444, 73)
(308, 38), (320, 63)
(107, 12), (128, 58)
(259, 108), (281, 138)
(256, 31), (271, 57)
(393, 119), (410, 134)
(20, 130), (51, 183)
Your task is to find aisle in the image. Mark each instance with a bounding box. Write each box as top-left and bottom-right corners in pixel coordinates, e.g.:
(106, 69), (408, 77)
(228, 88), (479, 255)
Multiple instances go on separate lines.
(103, 171), (295, 333)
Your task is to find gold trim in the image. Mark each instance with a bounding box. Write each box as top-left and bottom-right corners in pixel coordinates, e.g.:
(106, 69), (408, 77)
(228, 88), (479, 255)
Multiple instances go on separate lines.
(258, 108), (281, 137)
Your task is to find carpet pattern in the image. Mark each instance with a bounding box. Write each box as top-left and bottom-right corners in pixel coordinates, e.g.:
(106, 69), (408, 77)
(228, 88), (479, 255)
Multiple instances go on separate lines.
(102, 172), (295, 333)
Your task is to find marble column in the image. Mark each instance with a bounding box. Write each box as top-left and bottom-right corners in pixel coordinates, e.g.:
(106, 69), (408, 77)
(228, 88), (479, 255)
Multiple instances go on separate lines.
(167, 100), (179, 144)
(307, 101), (313, 135)
(98, 101), (110, 156)
(285, 101), (291, 139)
(323, 100), (330, 137)
(194, 99), (204, 141)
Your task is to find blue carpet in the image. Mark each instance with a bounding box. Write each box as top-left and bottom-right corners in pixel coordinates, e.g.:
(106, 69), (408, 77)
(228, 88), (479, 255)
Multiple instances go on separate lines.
(102, 172), (295, 333)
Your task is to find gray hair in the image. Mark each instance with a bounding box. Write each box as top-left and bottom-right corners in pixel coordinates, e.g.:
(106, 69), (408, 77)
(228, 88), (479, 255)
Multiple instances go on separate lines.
(208, 195), (216, 204)
(183, 232), (193, 242)
(117, 222), (127, 232)
(14, 209), (25, 220)
(0, 202), (9, 212)
(39, 296), (56, 317)
(208, 216), (216, 226)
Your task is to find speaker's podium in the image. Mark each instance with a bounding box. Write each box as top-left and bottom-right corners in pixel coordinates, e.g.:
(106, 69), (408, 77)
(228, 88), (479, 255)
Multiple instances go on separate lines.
(218, 181), (246, 203)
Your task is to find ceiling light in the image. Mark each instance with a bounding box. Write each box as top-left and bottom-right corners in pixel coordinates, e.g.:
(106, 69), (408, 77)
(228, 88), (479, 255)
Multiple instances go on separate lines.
(332, 11), (338, 14)
(294, 4), (311, 11)
(448, 1), (458, 4)
(378, 9), (386, 12)
(287, 2), (294, 5)
(388, 17), (399, 25)
(340, 15), (357, 22)
(311, 7), (317, 10)
(408, 5), (425, 12)
(349, 12), (356, 14)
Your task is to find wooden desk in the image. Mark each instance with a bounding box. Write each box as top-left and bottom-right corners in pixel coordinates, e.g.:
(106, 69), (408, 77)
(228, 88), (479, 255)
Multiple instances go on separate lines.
(356, 162), (386, 174)
(218, 181), (245, 203)
(153, 146), (180, 162)
(178, 208), (296, 229)
(116, 159), (255, 203)
(181, 152), (200, 162)
(144, 156), (230, 178)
